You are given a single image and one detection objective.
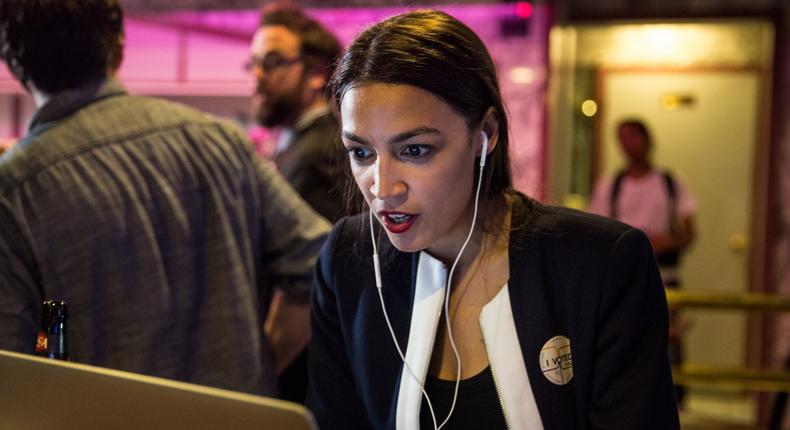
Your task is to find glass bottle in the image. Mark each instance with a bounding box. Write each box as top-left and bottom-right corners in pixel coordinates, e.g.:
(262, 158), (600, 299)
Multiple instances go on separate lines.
(34, 300), (69, 360)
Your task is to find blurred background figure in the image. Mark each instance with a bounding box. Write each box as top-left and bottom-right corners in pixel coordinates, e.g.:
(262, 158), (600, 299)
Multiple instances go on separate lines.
(248, 3), (345, 222)
(0, 0), (329, 397)
(248, 3), (346, 403)
(588, 118), (697, 405)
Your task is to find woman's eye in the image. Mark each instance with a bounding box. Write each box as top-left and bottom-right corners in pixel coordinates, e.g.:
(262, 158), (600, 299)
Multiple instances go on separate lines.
(401, 145), (430, 158)
(347, 147), (373, 161)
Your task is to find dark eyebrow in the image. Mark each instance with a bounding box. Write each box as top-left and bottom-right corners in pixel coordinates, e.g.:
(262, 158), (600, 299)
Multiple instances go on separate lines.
(341, 127), (441, 145)
(342, 131), (367, 144)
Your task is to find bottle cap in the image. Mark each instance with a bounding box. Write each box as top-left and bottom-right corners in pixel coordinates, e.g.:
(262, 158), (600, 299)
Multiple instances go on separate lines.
(43, 300), (68, 320)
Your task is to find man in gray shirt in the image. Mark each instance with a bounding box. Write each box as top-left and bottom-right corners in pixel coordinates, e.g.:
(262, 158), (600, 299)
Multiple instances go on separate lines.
(0, 0), (329, 396)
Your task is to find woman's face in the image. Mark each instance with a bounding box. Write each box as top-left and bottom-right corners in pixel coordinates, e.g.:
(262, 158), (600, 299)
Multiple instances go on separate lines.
(340, 83), (480, 258)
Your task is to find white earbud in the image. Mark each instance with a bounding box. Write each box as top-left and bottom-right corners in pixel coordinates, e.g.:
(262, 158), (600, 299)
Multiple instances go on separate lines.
(479, 131), (489, 168)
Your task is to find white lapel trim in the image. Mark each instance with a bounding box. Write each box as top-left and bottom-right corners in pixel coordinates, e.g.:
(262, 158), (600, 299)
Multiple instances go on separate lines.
(480, 285), (544, 429)
(395, 251), (446, 430)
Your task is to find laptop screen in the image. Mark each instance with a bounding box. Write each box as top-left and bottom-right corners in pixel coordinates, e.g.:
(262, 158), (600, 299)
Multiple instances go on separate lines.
(0, 349), (317, 429)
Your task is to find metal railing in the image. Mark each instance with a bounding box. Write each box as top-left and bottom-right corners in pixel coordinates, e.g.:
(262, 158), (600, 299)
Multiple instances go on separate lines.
(666, 289), (790, 393)
(666, 290), (790, 313)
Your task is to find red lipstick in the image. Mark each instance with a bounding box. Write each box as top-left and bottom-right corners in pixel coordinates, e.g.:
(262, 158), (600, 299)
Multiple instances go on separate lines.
(379, 211), (419, 234)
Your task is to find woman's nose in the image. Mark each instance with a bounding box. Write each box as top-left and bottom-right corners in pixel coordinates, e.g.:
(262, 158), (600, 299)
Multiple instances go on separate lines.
(369, 158), (407, 202)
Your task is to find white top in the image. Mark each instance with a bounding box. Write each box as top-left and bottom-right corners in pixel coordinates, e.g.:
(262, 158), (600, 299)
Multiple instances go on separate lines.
(588, 169), (697, 237)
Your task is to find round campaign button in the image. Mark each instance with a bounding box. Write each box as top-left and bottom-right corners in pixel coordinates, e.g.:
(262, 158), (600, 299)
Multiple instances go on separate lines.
(539, 335), (573, 385)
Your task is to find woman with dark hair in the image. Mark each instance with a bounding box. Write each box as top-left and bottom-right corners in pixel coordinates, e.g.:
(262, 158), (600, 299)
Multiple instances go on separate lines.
(307, 10), (679, 429)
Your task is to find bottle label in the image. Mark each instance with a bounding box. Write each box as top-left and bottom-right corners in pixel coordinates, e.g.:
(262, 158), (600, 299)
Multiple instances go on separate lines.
(35, 330), (48, 353)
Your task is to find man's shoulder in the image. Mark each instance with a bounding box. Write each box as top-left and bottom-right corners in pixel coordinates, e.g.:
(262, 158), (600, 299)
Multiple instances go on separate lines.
(0, 95), (251, 196)
(279, 113), (342, 171)
(49, 93), (247, 149)
(293, 112), (340, 148)
(111, 95), (239, 131)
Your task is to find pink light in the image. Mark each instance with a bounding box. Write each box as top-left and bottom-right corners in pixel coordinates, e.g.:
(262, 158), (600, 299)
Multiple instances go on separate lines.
(515, 2), (534, 19)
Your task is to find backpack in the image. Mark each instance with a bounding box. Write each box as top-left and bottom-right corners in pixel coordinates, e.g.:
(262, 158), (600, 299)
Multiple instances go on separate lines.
(609, 169), (680, 267)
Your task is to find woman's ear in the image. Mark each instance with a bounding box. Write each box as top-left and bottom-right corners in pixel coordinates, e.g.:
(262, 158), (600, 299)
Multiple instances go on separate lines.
(478, 106), (499, 158)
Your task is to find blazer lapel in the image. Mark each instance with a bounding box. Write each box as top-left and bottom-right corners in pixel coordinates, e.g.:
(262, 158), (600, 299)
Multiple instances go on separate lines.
(508, 199), (578, 429)
(480, 284), (544, 429)
(358, 233), (417, 429)
(395, 251), (447, 430)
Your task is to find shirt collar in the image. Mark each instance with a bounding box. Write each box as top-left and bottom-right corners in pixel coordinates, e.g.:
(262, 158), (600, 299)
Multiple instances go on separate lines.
(28, 78), (128, 132)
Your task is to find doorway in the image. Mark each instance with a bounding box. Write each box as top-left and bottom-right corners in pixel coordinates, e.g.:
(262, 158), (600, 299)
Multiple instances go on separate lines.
(598, 69), (762, 421)
(599, 68), (760, 366)
(548, 19), (774, 425)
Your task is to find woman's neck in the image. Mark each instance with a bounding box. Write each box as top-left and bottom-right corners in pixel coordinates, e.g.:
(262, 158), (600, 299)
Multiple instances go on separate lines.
(426, 196), (511, 280)
(427, 201), (512, 379)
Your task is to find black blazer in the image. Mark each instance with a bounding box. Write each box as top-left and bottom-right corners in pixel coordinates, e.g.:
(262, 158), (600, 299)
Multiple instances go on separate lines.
(273, 112), (347, 222)
(307, 194), (680, 429)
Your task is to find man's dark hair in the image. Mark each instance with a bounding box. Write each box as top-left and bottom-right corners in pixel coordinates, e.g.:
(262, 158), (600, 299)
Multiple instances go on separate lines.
(329, 10), (513, 224)
(617, 118), (653, 149)
(259, 4), (341, 86)
(0, 0), (124, 94)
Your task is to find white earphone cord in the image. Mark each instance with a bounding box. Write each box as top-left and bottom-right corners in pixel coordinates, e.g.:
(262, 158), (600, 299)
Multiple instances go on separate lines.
(437, 140), (486, 429)
(372, 132), (488, 430)
(371, 210), (440, 430)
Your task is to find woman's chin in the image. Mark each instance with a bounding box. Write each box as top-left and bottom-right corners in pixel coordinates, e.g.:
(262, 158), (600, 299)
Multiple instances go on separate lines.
(384, 233), (425, 254)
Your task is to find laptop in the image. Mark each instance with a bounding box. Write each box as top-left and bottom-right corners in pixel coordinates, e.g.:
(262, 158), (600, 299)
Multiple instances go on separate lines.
(0, 349), (317, 429)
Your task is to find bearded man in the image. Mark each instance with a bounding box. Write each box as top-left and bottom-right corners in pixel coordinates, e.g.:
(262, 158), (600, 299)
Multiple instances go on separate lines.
(248, 4), (345, 223)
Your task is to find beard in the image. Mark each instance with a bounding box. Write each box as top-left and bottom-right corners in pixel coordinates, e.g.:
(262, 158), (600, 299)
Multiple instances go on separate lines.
(253, 81), (304, 128)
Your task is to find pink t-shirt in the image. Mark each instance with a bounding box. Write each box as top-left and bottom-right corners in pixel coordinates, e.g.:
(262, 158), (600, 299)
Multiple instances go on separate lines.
(588, 169), (697, 237)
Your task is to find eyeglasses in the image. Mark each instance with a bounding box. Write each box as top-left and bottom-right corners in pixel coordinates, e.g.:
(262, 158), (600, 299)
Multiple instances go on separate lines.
(243, 52), (302, 73)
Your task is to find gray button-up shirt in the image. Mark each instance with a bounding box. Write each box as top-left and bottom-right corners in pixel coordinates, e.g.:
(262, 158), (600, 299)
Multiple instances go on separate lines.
(0, 79), (330, 395)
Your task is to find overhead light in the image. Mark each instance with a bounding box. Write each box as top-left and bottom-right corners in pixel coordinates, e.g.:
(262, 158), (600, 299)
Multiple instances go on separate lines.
(581, 99), (598, 117)
(515, 2), (534, 19)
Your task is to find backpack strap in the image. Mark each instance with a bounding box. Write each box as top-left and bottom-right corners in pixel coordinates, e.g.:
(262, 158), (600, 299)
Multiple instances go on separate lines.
(663, 170), (678, 233)
(663, 170), (676, 201)
(609, 169), (628, 218)
(659, 170), (683, 267)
